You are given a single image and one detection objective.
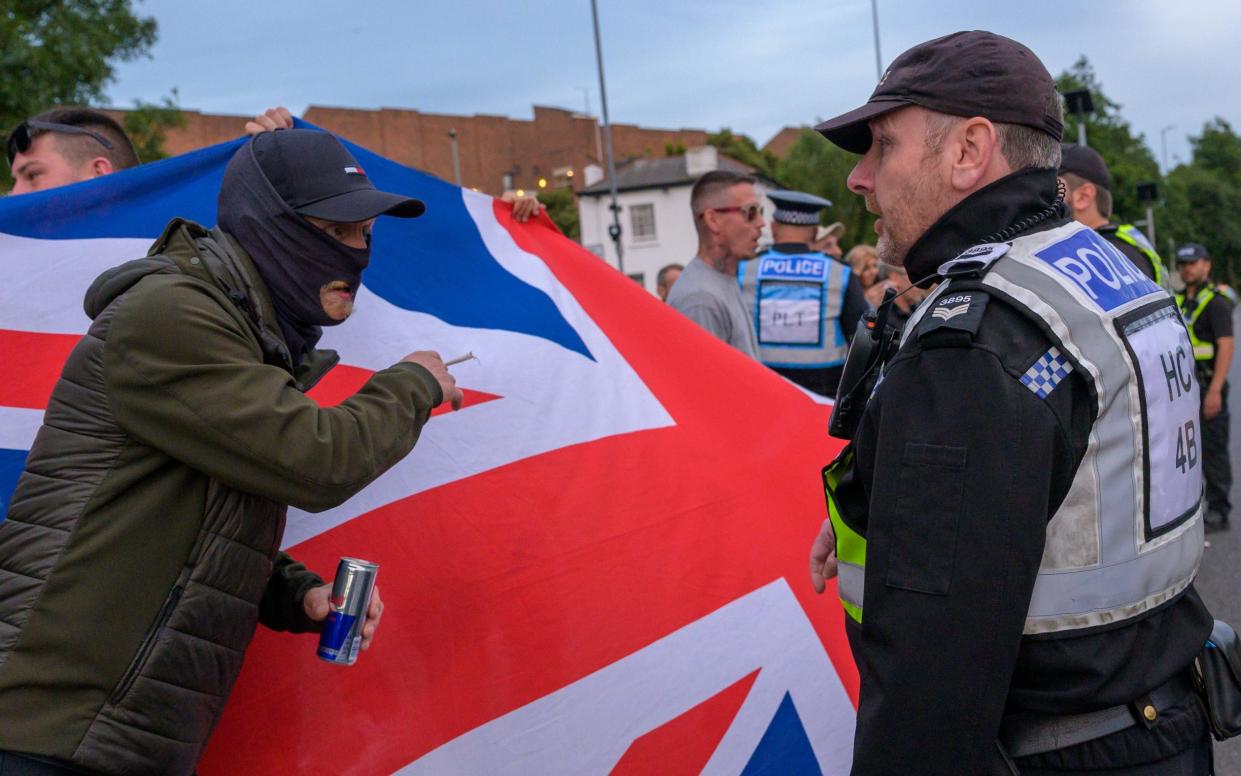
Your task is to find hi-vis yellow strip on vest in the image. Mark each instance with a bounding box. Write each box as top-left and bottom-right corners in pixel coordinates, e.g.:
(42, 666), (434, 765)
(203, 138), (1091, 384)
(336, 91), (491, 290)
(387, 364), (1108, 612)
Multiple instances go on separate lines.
(823, 447), (866, 624)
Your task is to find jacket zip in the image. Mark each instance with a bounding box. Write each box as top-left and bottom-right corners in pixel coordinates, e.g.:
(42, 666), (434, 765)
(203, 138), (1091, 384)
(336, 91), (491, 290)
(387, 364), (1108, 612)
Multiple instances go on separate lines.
(108, 585), (184, 705)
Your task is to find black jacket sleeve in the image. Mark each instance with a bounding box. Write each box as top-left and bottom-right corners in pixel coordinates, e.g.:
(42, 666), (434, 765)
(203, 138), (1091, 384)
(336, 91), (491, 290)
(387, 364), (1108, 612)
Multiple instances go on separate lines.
(259, 552), (326, 633)
(848, 334), (1080, 774)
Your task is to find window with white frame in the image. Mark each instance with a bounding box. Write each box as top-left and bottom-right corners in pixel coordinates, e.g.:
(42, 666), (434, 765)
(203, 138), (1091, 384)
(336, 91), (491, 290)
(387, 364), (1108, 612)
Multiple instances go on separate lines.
(629, 203), (657, 242)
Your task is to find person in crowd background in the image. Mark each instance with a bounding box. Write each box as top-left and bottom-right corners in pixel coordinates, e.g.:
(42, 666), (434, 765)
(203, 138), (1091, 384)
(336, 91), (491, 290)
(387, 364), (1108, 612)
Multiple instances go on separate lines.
(656, 262), (683, 301)
(740, 189), (869, 396)
(666, 170), (765, 358)
(1176, 241), (1235, 533)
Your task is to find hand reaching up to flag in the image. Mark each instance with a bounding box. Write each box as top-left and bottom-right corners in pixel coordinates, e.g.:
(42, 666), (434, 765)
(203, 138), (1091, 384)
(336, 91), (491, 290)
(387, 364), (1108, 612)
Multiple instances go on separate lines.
(402, 350), (465, 410)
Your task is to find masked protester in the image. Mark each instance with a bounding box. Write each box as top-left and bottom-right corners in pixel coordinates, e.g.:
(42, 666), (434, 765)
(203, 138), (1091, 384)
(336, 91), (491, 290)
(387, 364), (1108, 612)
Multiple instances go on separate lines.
(0, 129), (463, 776)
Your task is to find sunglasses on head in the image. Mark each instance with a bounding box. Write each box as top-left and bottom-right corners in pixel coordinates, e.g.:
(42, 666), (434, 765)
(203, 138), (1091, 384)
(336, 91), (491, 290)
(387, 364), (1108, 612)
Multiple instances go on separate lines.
(6, 119), (114, 165)
(707, 203), (764, 222)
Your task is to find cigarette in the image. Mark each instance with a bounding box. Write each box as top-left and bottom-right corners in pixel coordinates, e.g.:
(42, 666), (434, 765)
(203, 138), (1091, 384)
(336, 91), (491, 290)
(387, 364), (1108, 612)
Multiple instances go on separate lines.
(445, 351), (477, 366)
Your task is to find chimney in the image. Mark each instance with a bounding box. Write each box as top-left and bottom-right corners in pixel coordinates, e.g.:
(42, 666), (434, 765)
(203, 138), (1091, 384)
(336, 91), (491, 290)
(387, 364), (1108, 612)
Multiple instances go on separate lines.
(584, 163), (604, 187)
(685, 145), (719, 177)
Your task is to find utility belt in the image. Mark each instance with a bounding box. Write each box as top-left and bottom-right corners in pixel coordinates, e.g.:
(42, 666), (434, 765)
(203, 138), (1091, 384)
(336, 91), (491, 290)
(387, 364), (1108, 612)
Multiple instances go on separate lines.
(998, 672), (1196, 759)
(1000, 620), (1241, 762)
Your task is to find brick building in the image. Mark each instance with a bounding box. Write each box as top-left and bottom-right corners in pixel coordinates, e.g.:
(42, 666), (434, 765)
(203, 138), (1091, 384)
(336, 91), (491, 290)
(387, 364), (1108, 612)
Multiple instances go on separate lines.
(761, 126), (810, 158)
(131, 104), (708, 197)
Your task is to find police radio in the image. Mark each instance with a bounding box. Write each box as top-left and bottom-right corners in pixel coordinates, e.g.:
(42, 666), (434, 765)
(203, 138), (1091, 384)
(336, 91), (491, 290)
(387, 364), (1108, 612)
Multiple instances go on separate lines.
(828, 289), (901, 440)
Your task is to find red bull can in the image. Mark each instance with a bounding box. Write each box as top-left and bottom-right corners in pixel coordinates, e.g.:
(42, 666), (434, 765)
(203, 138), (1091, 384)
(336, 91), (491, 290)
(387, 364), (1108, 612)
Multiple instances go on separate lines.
(316, 557), (379, 665)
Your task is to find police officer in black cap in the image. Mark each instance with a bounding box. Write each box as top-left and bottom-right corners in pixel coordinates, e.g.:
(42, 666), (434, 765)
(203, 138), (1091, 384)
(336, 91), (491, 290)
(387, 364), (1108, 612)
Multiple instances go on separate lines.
(1058, 143), (1171, 286)
(739, 190), (870, 396)
(1176, 242), (1234, 532)
(806, 30), (1214, 774)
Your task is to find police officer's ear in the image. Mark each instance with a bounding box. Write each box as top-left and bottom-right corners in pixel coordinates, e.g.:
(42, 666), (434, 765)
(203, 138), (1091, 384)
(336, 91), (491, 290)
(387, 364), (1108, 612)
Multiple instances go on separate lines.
(949, 116), (1003, 192)
(1066, 179), (1096, 215)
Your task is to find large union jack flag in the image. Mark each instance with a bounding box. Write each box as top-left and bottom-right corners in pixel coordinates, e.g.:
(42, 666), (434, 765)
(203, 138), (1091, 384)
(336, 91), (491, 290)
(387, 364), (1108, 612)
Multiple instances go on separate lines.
(0, 123), (857, 774)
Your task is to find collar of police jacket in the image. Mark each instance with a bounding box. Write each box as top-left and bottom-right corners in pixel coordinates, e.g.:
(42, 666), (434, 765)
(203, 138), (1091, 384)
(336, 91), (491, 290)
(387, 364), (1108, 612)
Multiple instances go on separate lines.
(902, 167), (1062, 283)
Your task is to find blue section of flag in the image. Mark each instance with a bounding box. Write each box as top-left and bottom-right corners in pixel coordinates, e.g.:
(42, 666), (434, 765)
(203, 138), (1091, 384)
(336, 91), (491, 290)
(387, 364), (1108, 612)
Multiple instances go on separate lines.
(0, 449), (29, 524)
(741, 692), (823, 776)
(0, 120), (590, 360)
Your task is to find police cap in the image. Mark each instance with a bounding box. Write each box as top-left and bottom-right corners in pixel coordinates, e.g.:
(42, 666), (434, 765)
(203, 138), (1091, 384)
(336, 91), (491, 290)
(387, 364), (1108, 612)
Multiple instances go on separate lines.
(815, 30), (1063, 154)
(1059, 143), (1111, 190)
(767, 189), (832, 226)
(1176, 243), (1210, 263)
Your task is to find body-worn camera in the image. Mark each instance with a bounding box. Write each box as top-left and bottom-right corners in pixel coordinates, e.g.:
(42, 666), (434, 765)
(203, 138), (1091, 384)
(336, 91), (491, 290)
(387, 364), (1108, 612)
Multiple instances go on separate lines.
(828, 289), (901, 440)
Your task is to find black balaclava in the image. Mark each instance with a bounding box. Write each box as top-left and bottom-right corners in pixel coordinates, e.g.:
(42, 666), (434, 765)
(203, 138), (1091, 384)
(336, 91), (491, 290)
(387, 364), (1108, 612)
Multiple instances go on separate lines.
(217, 138), (371, 367)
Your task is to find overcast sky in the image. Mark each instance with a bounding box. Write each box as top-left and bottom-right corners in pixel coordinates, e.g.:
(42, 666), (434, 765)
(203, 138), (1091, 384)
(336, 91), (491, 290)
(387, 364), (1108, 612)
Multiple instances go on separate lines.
(108, 0), (1240, 173)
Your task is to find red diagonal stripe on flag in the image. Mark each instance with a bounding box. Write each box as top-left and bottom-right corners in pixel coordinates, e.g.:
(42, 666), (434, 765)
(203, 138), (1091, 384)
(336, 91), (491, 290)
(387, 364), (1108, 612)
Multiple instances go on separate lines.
(612, 670), (760, 775)
(307, 362), (499, 413)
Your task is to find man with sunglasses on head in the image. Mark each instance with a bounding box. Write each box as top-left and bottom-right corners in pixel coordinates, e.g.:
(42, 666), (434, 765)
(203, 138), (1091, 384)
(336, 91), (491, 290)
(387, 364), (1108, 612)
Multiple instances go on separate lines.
(667, 170), (766, 359)
(6, 108), (140, 195)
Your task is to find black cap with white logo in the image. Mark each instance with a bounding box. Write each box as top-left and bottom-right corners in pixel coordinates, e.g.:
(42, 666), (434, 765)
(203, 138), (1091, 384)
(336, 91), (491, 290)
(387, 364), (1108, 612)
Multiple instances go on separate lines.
(1176, 243), (1210, 263)
(251, 129), (425, 222)
(815, 30), (1064, 154)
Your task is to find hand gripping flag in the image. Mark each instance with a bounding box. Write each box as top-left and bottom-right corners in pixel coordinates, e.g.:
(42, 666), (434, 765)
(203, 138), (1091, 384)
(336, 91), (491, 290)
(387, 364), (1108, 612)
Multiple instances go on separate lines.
(0, 122), (857, 774)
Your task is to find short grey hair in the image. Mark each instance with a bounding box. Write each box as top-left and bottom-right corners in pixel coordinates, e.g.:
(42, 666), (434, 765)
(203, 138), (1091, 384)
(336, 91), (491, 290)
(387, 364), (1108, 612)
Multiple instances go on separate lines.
(924, 93), (1062, 171)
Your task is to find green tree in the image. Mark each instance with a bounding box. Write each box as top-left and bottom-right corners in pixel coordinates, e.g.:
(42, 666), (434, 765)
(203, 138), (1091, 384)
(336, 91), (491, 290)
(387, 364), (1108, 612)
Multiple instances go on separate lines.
(706, 128), (778, 179)
(0, 1), (158, 132)
(1055, 57), (1161, 224)
(538, 187), (580, 241)
(123, 92), (186, 163)
(1162, 119), (1241, 285)
(775, 129), (876, 252)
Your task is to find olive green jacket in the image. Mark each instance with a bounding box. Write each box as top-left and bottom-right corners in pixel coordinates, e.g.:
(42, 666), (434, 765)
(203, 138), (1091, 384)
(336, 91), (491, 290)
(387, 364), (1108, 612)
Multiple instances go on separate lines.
(0, 219), (442, 774)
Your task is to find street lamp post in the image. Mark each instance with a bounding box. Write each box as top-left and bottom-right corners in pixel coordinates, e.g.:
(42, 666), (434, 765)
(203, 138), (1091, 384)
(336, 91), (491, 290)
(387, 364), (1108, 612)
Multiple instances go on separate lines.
(1063, 89), (1095, 147)
(590, 0), (624, 272)
(1160, 125), (1175, 175)
(870, 0), (883, 82)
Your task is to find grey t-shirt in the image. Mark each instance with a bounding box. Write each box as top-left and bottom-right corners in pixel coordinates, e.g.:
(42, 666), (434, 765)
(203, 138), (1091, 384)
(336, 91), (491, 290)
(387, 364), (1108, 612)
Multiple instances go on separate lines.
(667, 257), (760, 359)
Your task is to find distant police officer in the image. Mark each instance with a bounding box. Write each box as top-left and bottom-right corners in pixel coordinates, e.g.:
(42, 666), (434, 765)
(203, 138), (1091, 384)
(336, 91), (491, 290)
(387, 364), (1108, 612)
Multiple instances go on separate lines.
(1059, 143), (1171, 287)
(1177, 242), (1235, 532)
(740, 190), (869, 396)
(807, 31), (1214, 774)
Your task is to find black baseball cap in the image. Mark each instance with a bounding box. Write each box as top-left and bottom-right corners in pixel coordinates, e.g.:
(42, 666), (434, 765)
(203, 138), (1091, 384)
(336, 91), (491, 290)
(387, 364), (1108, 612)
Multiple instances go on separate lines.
(1059, 143), (1111, 190)
(1176, 243), (1210, 263)
(251, 129), (425, 221)
(816, 30), (1064, 154)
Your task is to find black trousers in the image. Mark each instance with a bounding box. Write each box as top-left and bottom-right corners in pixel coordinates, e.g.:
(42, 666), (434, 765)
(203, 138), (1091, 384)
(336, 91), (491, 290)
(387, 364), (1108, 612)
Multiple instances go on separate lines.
(1203, 382), (1232, 519)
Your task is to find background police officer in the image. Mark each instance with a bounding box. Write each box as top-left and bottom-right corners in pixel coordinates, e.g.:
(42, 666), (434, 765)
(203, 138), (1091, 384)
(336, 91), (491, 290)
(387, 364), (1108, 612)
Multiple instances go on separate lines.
(739, 190), (869, 396)
(1177, 242), (1235, 533)
(1058, 143), (1171, 287)
(807, 31), (1214, 774)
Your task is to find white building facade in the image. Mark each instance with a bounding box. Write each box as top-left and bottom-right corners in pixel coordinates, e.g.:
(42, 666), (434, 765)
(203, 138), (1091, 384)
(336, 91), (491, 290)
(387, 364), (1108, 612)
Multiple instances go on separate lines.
(578, 146), (775, 296)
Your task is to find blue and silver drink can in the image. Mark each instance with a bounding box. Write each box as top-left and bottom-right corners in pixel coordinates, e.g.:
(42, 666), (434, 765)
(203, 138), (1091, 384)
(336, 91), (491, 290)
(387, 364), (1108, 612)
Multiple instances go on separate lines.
(316, 557), (379, 666)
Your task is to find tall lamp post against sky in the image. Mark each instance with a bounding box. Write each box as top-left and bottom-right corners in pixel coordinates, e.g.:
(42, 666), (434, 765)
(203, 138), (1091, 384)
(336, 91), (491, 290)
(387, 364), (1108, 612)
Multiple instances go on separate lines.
(871, 0), (883, 82)
(1160, 124), (1176, 174)
(590, 0), (624, 273)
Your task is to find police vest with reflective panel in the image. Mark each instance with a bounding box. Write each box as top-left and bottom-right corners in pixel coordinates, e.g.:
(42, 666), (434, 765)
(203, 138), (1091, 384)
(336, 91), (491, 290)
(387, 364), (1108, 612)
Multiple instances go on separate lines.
(1175, 285), (1220, 362)
(825, 222), (1204, 635)
(1114, 223), (1169, 289)
(739, 249), (851, 369)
